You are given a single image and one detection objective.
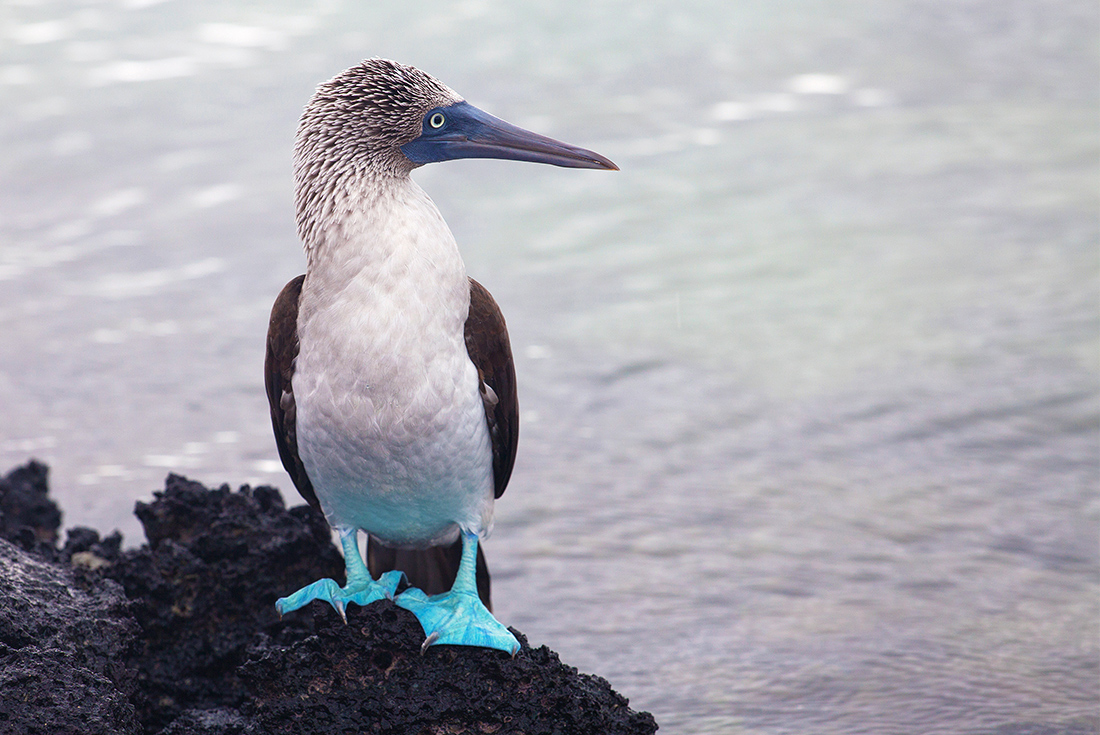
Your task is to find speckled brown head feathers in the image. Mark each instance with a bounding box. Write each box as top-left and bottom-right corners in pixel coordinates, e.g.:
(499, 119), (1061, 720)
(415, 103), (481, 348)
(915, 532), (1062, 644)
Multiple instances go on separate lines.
(300, 59), (461, 155)
(293, 59), (463, 242)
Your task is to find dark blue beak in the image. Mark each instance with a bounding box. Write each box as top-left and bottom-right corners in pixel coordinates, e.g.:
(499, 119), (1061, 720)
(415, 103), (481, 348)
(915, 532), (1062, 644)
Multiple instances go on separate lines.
(401, 101), (618, 171)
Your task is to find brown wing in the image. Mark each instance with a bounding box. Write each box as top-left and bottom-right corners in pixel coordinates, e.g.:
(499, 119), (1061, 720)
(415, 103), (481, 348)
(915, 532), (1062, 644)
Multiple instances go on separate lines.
(264, 274), (320, 512)
(464, 277), (518, 498)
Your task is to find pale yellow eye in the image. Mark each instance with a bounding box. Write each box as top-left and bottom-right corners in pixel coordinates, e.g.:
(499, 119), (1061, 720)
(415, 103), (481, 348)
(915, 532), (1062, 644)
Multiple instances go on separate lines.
(429, 112), (445, 128)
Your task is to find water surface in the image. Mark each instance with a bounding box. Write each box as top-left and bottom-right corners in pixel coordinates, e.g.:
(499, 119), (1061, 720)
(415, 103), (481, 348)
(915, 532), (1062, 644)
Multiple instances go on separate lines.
(1, 1), (1097, 732)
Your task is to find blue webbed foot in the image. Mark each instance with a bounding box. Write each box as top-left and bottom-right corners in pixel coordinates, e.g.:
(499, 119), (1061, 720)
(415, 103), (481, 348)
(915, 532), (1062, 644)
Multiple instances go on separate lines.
(394, 531), (520, 655)
(276, 570), (402, 621)
(276, 526), (402, 622)
(396, 586), (519, 654)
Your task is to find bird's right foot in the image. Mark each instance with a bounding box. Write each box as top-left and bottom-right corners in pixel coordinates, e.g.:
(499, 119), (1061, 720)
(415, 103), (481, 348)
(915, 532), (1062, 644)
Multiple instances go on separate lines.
(276, 570), (402, 621)
(276, 526), (402, 621)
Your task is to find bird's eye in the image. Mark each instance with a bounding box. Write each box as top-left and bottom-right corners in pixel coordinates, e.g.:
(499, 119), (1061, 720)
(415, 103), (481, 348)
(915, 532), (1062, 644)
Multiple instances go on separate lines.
(429, 112), (446, 129)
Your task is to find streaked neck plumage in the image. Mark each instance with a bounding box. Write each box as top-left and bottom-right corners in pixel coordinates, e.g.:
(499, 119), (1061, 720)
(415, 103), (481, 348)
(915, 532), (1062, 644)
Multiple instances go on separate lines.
(298, 167), (444, 270)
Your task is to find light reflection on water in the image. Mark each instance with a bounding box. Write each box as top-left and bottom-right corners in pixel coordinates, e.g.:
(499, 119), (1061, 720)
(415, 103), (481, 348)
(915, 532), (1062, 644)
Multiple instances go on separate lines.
(1, 1), (1097, 732)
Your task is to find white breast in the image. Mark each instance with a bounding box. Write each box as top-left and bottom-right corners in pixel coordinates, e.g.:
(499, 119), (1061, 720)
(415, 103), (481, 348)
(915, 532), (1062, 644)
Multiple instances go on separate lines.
(292, 176), (495, 548)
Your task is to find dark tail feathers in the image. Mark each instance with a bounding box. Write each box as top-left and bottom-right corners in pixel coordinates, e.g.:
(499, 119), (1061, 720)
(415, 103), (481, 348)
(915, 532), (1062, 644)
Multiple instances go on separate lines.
(367, 535), (492, 611)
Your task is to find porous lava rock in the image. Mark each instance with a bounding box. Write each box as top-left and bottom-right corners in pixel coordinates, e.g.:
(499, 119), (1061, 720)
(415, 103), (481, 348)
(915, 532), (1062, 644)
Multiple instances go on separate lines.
(0, 461), (658, 734)
(0, 459), (61, 549)
(101, 474), (344, 732)
(240, 605), (652, 734)
(0, 537), (140, 734)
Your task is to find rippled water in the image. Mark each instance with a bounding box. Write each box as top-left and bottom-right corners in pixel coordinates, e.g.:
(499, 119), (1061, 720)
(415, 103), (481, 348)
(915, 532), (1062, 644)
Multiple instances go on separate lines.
(1, 1), (1097, 732)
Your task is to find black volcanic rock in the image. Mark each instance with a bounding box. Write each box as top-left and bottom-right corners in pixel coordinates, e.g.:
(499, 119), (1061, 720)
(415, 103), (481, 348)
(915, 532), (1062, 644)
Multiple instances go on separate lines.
(0, 461), (658, 734)
(104, 474), (345, 732)
(240, 606), (653, 734)
(0, 460), (61, 550)
(0, 537), (141, 734)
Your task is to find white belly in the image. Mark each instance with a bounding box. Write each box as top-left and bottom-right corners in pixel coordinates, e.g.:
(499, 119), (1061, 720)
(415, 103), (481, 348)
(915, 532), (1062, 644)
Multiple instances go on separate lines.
(291, 178), (495, 547)
(294, 356), (495, 547)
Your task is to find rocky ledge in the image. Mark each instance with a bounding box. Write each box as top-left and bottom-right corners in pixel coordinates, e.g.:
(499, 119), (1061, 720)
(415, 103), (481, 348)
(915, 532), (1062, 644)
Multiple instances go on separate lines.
(0, 460), (657, 735)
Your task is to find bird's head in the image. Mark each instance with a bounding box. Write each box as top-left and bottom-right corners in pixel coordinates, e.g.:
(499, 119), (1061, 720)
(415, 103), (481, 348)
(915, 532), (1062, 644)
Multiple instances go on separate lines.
(296, 58), (460, 179)
(296, 58), (617, 184)
(293, 58), (616, 247)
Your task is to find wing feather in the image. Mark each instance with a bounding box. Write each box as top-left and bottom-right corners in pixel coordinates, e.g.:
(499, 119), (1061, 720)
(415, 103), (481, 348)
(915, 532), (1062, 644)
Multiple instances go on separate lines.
(464, 278), (519, 499)
(264, 275), (320, 511)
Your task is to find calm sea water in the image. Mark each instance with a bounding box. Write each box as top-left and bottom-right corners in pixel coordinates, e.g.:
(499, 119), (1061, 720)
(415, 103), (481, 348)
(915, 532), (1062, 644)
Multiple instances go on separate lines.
(1, 1), (1097, 732)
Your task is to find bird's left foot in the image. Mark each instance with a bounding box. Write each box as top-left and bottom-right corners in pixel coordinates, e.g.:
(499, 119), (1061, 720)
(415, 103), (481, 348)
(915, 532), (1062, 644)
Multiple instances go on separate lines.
(396, 586), (520, 655)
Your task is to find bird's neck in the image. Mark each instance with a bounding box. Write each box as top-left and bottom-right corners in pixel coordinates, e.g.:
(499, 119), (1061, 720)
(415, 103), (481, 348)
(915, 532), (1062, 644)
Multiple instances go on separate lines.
(296, 170), (469, 321)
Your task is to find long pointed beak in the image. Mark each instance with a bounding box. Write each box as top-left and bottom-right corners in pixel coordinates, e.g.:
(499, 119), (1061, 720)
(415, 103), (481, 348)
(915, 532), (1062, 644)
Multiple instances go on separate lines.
(401, 101), (618, 171)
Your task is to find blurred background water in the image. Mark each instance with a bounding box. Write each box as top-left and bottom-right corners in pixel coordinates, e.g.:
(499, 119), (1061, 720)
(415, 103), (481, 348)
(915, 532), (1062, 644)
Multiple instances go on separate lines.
(1, 1), (1097, 732)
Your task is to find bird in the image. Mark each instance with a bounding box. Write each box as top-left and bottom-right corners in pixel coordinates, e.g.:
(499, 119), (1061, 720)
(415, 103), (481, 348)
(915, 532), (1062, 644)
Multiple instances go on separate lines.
(264, 58), (616, 654)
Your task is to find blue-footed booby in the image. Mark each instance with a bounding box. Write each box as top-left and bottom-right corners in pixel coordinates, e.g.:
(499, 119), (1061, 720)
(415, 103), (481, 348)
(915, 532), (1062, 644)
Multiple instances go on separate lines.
(265, 58), (616, 654)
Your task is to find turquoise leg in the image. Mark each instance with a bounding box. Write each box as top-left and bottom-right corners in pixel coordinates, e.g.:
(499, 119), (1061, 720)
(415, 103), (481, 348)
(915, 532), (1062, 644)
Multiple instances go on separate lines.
(395, 530), (520, 655)
(276, 526), (403, 621)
